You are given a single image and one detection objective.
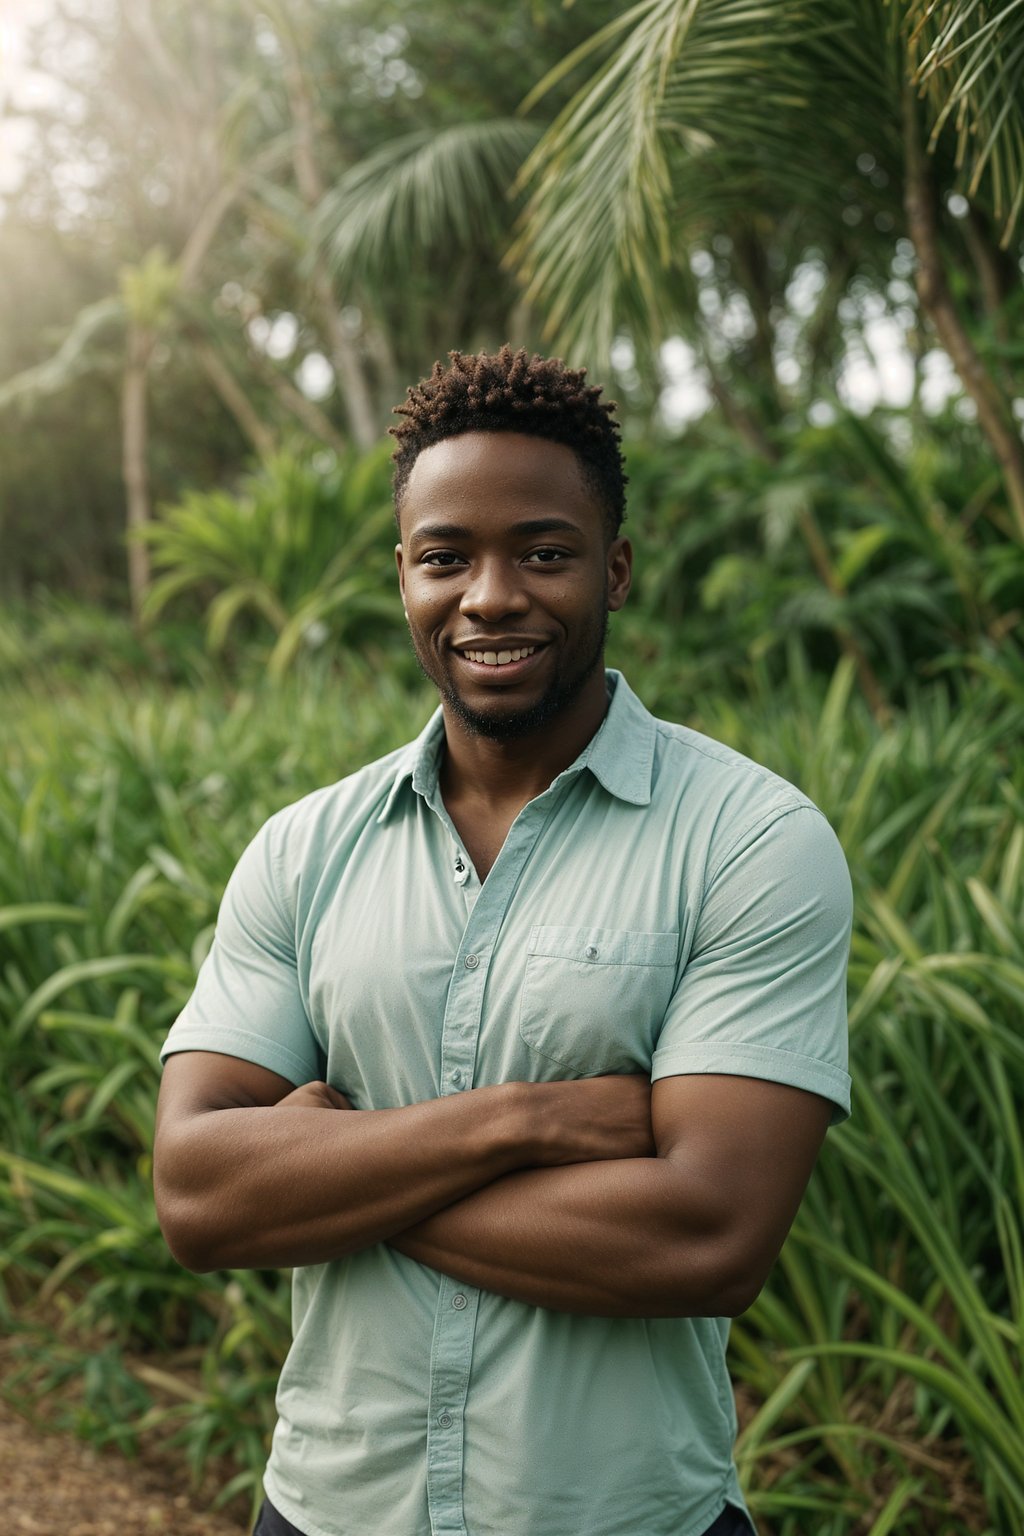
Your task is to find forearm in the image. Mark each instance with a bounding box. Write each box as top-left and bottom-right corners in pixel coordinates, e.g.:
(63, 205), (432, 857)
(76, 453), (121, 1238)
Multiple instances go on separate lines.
(156, 1087), (533, 1272)
(155, 1070), (656, 1274)
(390, 1158), (743, 1318)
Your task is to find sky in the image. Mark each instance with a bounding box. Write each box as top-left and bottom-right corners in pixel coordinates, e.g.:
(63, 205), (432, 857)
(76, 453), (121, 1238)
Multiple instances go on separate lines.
(0, 0), (59, 194)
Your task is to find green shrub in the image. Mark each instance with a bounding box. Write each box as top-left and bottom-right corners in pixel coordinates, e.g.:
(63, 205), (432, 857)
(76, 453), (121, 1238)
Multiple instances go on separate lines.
(137, 444), (404, 678)
(2, 642), (1021, 1532)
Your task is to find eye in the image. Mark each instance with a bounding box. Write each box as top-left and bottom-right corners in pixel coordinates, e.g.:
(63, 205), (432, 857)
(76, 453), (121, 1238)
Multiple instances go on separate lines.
(420, 551), (465, 568)
(524, 547), (570, 564)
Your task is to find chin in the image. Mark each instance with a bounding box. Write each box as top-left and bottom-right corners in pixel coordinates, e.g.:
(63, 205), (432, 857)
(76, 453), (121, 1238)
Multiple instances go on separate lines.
(440, 688), (541, 740)
(446, 670), (600, 740)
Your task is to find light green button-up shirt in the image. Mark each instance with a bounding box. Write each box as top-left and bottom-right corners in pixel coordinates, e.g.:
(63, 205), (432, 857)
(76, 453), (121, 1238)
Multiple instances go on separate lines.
(160, 670), (852, 1536)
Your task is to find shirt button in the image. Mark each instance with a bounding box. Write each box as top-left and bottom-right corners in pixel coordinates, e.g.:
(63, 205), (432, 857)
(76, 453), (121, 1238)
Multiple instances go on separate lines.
(437, 1411), (453, 1428)
(452, 1293), (468, 1310)
(585, 945), (599, 960)
(464, 953), (480, 969)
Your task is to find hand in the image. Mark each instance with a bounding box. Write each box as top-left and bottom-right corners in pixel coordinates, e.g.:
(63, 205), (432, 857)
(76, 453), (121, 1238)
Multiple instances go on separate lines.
(525, 1074), (655, 1167)
(276, 1080), (353, 1112)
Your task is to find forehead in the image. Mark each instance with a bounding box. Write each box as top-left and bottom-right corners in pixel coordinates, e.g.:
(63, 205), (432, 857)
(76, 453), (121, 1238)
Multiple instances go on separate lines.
(400, 432), (599, 532)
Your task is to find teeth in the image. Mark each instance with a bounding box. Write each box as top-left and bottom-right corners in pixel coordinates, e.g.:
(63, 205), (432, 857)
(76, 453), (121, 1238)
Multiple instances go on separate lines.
(463, 646), (536, 666)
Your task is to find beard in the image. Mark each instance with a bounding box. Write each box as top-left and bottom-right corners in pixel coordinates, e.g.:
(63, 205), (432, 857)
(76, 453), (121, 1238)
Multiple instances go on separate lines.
(408, 605), (609, 742)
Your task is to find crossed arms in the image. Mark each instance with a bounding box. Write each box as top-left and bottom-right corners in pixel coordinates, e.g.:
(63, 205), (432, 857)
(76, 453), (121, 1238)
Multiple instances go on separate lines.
(153, 1052), (832, 1318)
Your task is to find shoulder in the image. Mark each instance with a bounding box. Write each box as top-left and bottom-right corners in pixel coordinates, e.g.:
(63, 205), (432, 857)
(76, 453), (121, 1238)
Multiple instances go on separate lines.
(646, 711), (847, 895)
(253, 738), (416, 886)
(651, 713), (814, 820)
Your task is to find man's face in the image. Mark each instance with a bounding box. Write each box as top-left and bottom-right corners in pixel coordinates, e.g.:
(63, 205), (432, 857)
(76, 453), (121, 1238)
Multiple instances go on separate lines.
(395, 432), (632, 741)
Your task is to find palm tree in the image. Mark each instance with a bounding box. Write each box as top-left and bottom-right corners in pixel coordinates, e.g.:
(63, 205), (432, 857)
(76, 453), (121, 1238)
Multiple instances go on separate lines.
(510, 0), (1024, 535)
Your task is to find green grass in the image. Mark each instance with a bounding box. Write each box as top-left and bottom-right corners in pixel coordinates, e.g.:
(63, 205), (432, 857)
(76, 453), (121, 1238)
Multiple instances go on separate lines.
(1, 641), (1021, 1535)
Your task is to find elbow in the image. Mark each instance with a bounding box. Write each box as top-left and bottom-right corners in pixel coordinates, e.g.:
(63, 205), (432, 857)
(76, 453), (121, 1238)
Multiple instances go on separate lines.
(165, 1236), (217, 1276)
(153, 1141), (222, 1274)
(716, 1251), (768, 1319)
(721, 1275), (762, 1319)
(154, 1185), (219, 1274)
(660, 1236), (763, 1319)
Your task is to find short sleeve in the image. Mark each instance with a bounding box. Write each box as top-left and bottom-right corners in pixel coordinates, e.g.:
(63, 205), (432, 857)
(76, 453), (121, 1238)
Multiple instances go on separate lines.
(652, 805), (853, 1126)
(159, 816), (321, 1086)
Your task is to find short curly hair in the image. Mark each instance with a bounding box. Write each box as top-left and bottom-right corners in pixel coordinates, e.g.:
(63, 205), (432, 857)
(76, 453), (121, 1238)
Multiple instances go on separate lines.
(389, 345), (627, 538)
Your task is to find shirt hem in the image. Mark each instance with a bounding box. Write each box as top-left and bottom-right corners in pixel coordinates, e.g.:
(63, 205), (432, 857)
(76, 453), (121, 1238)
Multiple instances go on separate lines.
(260, 1471), (753, 1536)
(262, 1472), (341, 1536)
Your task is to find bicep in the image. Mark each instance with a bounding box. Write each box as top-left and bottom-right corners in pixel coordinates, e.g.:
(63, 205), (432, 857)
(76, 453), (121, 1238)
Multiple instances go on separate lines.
(652, 1072), (832, 1311)
(156, 1049), (298, 1129)
(154, 1050), (298, 1199)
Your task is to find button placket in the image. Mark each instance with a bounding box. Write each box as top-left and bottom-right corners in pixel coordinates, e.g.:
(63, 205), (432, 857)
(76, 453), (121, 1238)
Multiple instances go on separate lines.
(439, 940), (486, 1095)
(425, 788), (565, 1536)
(425, 1279), (480, 1536)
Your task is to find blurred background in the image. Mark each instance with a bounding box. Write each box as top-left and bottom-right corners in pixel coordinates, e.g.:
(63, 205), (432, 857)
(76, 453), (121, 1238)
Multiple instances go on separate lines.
(1, 2), (1022, 1532)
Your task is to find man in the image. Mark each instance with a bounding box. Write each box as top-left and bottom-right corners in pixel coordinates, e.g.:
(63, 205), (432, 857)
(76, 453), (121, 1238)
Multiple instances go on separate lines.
(154, 347), (852, 1536)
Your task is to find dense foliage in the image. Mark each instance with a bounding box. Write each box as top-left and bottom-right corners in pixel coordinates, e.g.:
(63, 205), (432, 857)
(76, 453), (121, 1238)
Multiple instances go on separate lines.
(3, 0), (1023, 609)
(2, 616), (1022, 1533)
(2, 1), (1024, 1533)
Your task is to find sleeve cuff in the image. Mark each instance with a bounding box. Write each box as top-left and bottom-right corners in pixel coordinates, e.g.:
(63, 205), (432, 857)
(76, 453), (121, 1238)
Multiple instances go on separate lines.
(158, 1020), (318, 1087)
(651, 1040), (852, 1126)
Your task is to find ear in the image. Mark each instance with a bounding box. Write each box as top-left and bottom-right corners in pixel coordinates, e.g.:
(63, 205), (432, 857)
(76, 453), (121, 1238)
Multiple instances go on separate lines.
(606, 537), (632, 612)
(395, 543), (406, 608)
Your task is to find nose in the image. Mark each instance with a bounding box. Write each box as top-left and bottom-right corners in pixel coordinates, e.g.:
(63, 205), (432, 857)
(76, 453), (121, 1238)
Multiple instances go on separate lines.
(459, 557), (530, 622)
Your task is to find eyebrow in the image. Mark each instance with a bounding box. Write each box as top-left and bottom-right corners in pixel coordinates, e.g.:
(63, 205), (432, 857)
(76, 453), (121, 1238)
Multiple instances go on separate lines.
(409, 518), (583, 546)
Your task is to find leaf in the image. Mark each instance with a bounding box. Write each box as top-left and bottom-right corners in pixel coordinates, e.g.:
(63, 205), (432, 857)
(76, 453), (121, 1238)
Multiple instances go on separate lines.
(734, 1358), (817, 1458)
(906, 0), (1024, 241)
(315, 120), (542, 282)
(835, 524), (895, 587)
(0, 904), (87, 933)
(0, 298), (125, 412)
(511, 0), (869, 358)
(12, 955), (188, 1039)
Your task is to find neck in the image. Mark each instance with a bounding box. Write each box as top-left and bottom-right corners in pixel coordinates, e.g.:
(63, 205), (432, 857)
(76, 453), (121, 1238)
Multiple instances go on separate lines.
(439, 667), (610, 810)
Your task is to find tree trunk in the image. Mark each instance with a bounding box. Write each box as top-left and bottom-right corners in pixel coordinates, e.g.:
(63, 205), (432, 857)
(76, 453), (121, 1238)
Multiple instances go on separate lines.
(192, 336), (277, 460)
(271, 11), (379, 449)
(122, 324), (154, 625)
(251, 351), (349, 455)
(902, 87), (1024, 543)
(729, 222), (781, 420)
(702, 349), (776, 460)
(314, 269), (378, 451)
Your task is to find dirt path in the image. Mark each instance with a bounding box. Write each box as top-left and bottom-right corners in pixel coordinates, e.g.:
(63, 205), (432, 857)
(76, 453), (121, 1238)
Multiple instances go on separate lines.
(0, 1395), (249, 1535)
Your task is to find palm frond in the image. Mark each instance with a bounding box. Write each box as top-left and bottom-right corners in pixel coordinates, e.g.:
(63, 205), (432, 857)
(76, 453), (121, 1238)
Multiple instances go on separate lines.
(510, 0), (889, 362)
(904, 0), (1024, 242)
(0, 297), (125, 412)
(313, 119), (542, 283)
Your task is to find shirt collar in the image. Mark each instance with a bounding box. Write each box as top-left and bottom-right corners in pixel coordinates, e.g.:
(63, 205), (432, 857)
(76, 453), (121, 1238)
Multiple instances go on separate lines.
(376, 668), (655, 824)
(580, 670), (655, 805)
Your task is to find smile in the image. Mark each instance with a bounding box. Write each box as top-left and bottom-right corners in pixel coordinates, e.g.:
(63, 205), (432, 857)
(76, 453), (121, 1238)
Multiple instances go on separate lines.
(459, 646), (537, 667)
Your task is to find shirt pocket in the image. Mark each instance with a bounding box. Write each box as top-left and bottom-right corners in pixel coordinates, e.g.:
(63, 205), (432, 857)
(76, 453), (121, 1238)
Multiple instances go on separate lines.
(518, 925), (679, 1076)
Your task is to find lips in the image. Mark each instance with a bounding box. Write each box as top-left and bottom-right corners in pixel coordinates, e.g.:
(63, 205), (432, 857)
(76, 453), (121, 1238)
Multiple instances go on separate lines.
(452, 641), (549, 682)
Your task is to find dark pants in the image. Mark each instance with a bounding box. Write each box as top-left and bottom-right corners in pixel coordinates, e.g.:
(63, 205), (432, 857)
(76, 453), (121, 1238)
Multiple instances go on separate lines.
(254, 1493), (755, 1535)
